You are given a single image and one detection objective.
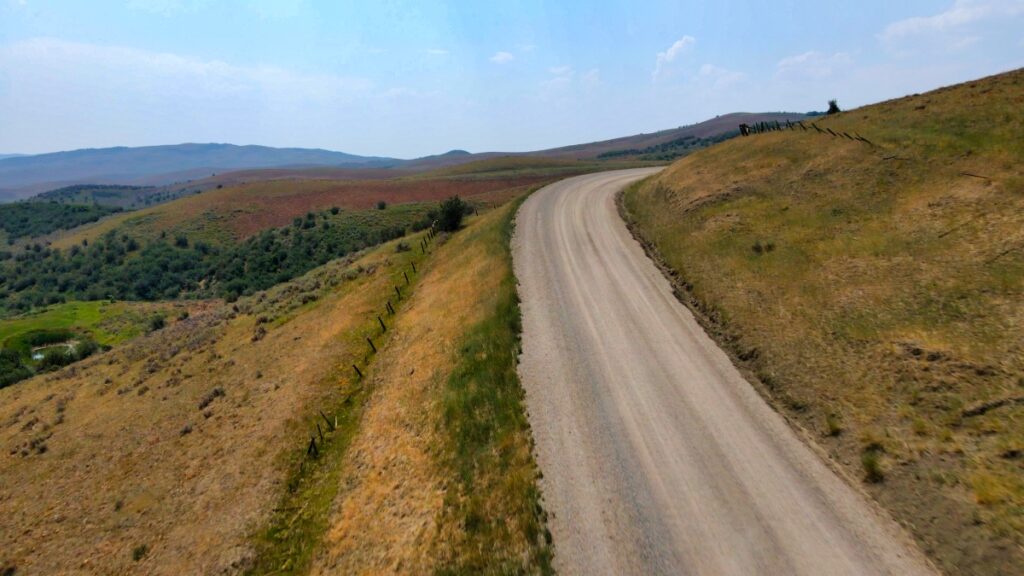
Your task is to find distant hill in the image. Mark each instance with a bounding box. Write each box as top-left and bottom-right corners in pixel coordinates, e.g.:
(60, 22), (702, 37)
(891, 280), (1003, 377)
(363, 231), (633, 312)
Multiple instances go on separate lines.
(0, 143), (400, 201)
(405, 112), (808, 169)
(0, 113), (806, 202)
(33, 184), (159, 208)
(532, 112), (808, 159)
(0, 154), (25, 161)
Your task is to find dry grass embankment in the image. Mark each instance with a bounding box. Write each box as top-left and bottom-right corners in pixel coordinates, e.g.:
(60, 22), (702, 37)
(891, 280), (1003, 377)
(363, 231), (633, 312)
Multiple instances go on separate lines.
(622, 69), (1023, 575)
(0, 230), (430, 574)
(310, 199), (551, 574)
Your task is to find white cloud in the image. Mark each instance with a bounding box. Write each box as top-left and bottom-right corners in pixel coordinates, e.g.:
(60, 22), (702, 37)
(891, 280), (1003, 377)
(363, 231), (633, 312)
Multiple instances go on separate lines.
(653, 35), (695, 81)
(490, 51), (514, 64)
(126, 0), (210, 15)
(0, 37), (371, 99)
(580, 68), (601, 91)
(776, 51), (853, 79)
(127, 0), (305, 18)
(695, 64), (744, 91)
(881, 0), (1024, 40)
(950, 35), (981, 49)
(0, 37), (375, 152)
(539, 66), (600, 97)
(427, 48), (449, 55)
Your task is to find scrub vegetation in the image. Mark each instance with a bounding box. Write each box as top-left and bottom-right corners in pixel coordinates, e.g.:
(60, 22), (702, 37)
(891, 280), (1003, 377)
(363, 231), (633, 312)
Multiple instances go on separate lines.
(0, 201), (121, 243)
(0, 203), (436, 314)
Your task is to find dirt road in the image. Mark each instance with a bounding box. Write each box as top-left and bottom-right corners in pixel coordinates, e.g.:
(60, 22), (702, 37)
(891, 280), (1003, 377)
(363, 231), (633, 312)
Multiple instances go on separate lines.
(512, 169), (935, 575)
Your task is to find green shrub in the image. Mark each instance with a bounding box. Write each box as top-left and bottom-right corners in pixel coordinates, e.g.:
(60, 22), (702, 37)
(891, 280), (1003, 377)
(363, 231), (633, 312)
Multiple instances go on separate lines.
(861, 446), (884, 483)
(438, 196), (470, 232)
(36, 347), (74, 371)
(132, 544), (148, 561)
(148, 315), (166, 332)
(0, 349), (32, 388)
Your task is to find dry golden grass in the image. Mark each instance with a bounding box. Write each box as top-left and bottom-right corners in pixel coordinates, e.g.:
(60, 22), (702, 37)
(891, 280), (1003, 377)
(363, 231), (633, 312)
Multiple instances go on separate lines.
(0, 236), (426, 574)
(311, 200), (550, 574)
(623, 69), (1024, 575)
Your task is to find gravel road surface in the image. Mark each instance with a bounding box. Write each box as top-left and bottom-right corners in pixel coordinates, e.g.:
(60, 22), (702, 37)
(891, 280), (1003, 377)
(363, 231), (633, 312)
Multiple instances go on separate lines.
(513, 169), (935, 575)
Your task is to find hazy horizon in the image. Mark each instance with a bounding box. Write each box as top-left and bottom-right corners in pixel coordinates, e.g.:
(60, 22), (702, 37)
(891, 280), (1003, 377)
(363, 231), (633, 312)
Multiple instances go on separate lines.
(2, 0), (1022, 157)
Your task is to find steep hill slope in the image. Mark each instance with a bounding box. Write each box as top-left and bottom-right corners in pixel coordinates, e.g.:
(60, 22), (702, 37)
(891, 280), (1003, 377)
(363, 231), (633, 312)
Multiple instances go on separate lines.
(0, 199), (549, 573)
(622, 68), (1024, 575)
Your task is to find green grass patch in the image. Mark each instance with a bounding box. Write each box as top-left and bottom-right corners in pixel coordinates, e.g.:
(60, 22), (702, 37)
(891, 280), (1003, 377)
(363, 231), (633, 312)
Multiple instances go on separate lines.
(436, 196), (553, 575)
(0, 300), (163, 351)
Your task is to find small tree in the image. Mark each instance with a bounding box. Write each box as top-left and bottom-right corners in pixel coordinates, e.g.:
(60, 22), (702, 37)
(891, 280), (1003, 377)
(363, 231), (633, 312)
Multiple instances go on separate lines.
(438, 196), (470, 232)
(827, 99), (841, 115)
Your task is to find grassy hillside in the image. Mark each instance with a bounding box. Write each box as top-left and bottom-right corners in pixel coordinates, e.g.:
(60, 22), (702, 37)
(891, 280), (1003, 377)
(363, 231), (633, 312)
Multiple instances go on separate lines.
(253, 198), (549, 574)
(48, 173), (551, 249)
(622, 69), (1023, 575)
(0, 192), (549, 574)
(0, 230), (431, 573)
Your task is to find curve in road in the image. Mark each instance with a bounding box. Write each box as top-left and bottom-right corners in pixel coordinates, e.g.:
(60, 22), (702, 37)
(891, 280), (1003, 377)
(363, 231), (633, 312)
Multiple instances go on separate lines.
(513, 169), (935, 575)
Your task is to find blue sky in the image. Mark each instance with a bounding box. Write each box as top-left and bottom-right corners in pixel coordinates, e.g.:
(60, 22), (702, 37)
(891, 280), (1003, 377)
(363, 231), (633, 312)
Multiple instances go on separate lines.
(1, 0), (1022, 158)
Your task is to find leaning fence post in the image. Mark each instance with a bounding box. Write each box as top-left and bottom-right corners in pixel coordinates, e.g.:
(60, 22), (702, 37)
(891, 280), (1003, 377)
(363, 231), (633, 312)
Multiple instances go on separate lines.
(317, 422), (324, 444)
(395, 285), (402, 300)
(411, 262), (416, 273)
(378, 315), (386, 332)
(308, 437), (319, 458)
(367, 337), (377, 353)
(320, 410), (336, 431)
(404, 271), (410, 285)
(353, 364), (363, 379)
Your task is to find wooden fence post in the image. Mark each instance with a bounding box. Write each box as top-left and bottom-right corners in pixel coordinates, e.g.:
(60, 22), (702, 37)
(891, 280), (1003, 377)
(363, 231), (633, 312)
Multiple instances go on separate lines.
(320, 410), (336, 431)
(367, 337), (377, 353)
(378, 315), (386, 332)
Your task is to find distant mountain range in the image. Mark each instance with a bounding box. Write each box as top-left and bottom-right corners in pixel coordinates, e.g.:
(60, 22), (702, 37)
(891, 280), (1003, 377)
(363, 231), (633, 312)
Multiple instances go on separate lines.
(0, 144), (399, 200)
(0, 112), (806, 202)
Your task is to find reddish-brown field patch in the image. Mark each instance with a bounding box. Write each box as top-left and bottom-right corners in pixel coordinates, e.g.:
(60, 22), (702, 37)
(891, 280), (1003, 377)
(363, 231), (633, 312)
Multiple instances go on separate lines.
(53, 176), (554, 248)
